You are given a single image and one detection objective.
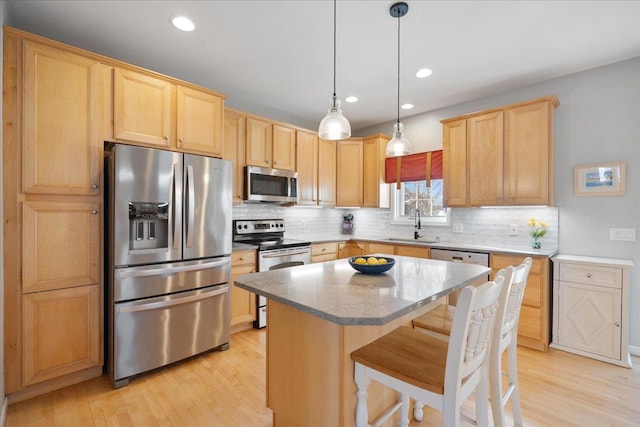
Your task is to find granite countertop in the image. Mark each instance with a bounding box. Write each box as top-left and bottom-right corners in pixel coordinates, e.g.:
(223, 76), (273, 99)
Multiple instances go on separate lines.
(234, 255), (491, 326)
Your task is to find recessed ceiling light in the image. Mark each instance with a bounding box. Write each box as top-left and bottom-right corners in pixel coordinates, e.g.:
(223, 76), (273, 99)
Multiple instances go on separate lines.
(401, 103), (414, 110)
(416, 68), (433, 78)
(345, 96), (358, 103)
(171, 16), (195, 32)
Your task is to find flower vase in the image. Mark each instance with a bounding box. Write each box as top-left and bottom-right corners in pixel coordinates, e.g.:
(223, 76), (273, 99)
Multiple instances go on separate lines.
(531, 239), (541, 249)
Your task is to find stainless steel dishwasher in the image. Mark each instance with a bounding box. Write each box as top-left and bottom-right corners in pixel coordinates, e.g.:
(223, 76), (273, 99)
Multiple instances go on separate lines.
(430, 248), (490, 305)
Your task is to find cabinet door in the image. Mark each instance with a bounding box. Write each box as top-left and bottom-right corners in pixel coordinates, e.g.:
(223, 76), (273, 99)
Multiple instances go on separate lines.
(22, 201), (100, 293)
(23, 284), (101, 385)
(23, 41), (101, 195)
(557, 281), (621, 360)
(504, 100), (552, 205)
(336, 139), (363, 207)
(296, 130), (318, 205)
(272, 124), (296, 171)
(231, 264), (257, 327)
(395, 245), (431, 259)
(245, 117), (273, 167)
(113, 68), (174, 147)
(442, 119), (467, 207)
(367, 243), (395, 256)
(224, 110), (246, 203)
(468, 111), (504, 206)
(176, 86), (224, 156)
(338, 242), (366, 259)
(363, 136), (390, 208)
(318, 138), (337, 207)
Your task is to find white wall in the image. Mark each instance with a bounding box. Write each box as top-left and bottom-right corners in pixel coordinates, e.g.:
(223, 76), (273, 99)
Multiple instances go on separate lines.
(357, 57), (640, 349)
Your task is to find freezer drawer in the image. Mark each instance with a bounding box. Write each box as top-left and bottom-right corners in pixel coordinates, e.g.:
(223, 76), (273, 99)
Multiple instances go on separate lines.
(112, 284), (230, 387)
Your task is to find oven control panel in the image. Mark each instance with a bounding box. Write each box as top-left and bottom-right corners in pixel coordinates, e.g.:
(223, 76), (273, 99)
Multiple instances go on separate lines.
(234, 219), (285, 235)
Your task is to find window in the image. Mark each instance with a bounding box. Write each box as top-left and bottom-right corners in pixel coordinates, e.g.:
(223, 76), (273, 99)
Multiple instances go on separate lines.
(391, 179), (449, 225)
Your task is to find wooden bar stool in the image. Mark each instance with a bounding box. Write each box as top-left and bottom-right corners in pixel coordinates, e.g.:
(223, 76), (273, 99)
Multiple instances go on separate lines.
(351, 275), (506, 427)
(413, 258), (532, 427)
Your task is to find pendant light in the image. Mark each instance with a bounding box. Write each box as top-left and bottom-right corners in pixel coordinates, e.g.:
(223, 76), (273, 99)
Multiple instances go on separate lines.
(386, 2), (413, 157)
(318, 0), (351, 140)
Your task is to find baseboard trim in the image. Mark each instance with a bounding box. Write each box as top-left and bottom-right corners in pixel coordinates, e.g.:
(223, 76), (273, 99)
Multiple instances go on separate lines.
(629, 345), (640, 357)
(1, 395), (8, 427)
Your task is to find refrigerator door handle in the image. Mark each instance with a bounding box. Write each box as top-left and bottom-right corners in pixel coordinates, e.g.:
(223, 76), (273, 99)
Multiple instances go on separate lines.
(173, 163), (182, 249)
(186, 164), (195, 248)
(117, 285), (229, 313)
(117, 259), (229, 279)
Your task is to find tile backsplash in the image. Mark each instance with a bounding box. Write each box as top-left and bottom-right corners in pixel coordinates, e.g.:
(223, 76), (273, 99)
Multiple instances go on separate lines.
(232, 204), (559, 252)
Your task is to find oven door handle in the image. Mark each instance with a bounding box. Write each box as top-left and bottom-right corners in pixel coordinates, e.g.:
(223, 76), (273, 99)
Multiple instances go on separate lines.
(117, 285), (229, 313)
(117, 259), (229, 279)
(261, 249), (311, 258)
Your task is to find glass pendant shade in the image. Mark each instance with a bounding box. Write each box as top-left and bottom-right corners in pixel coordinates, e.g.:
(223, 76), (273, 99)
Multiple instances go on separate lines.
(318, 98), (351, 140)
(385, 122), (413, 156)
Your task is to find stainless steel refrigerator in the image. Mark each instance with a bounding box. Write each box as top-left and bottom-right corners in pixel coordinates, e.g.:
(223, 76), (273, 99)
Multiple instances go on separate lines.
(105, 143), (232, 388)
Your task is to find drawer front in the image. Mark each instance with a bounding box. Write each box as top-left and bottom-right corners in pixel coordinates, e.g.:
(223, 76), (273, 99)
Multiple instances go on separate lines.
(311, 242), (337, 257)
(395, 245), (431, 259)
(491, 254), (542, 274)
(518, 305), (543, 341)
(367, 243), (395, 255)
(232, 250), (257, 266)
(559, 264), (621, 289)
(312, 253), (337, 263)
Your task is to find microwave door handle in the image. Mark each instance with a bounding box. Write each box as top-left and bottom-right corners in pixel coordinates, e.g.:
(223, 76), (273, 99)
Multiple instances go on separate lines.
(172, 163), (182, 249)
(185, 164), (195, 248)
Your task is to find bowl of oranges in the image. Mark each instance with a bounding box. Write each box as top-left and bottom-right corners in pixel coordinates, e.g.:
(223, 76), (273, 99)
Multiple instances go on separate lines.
(348, 256), (395, 275)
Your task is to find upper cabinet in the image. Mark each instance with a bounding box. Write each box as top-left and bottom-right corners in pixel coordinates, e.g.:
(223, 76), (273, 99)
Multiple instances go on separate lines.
(442, 96), (559, 207)
(317, 138), (337, 207)
(22, 41), (101, 195)
(296, 132), (337, 207)
(245, 118), (296, 171)
(363, 134), (391, 208)
(223, 109), (247, 203)
(336, 138), (364, 207)
(113, 68), (225, 157)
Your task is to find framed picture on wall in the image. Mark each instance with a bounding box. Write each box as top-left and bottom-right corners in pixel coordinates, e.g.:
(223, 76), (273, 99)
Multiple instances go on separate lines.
(574, 161), (626, 196)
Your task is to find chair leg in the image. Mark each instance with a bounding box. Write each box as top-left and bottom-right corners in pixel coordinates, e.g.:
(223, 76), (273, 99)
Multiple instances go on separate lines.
(476, 365), (490, 427)
(354, 363), (370, 427)
(413, 401), (424, 421)
(490, 347), (506, 427)
(508, 340), (524, 427)
(399, 393), (410, 427)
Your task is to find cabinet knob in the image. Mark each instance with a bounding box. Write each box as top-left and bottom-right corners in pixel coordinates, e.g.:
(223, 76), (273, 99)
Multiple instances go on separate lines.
(179, 138), (184, 144)
(321, 248), (326, 252)
(586, 273), (593, 279)
(164, 136), (169, 141)
(274, 161), (277, 165)
(92, 184), (98, 189)
(91, 210), (98, 214)
(615, 322), (621, 327)
(239, 257), (245, 261)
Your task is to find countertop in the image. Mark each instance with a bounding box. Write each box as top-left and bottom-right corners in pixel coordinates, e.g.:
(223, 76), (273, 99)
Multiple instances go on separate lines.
(234, 255), (492, 326)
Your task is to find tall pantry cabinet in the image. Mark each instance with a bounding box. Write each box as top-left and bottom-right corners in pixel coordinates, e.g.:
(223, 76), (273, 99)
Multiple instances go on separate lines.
(3, 30), (103, 397)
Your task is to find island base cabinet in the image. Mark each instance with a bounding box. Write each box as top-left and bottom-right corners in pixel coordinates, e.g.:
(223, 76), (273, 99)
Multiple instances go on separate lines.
(266, 299), (440, 426)
(22, 285), (101, 386)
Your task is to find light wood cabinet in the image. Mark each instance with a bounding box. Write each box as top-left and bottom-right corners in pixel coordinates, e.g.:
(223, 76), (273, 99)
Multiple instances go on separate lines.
(22, 40), (101, 196)
(394, 245), (431, 259)
(224, 109), (247, 203)
(367, 243), (396, 256)
(441, 96), (558, 207)
(551, 255), (633, 367)
(245, 118), (296, 171)
(272, 124), (296, 171)
(296, 130), (319, 205)
(338, 241), (366, 259)
(4, 30), (105, 397)
(22, 285), (101, 386)
(491, 253), (550, 351)
(363, 134), (391, 208)
(318, 138), (337, 207)
(311, 242), (338, 263)
(336, 139), (364, 207)
(231, 250), (257, 334)
(113, 68), (225, 156)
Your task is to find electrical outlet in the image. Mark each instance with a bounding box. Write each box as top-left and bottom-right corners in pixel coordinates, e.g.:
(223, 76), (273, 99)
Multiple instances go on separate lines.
(300, 220), (306, 229)
(610, 228), (636, 241)
(453, 223), (463, 233)
(509, 224), (518, 236)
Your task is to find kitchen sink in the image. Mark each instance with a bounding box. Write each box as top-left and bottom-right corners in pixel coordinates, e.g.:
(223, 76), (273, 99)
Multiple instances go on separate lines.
(387, 237), (440, 244)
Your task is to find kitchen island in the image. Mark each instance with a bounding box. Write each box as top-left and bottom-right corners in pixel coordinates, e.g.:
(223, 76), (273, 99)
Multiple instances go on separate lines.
(234, 255), (492, 426)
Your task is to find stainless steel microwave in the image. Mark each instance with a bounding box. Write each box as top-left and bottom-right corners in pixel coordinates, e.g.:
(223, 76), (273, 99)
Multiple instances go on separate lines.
(245, 165), (298, 203)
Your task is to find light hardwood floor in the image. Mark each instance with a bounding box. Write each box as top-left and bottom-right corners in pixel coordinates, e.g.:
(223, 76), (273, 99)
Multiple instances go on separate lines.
(5, 328), (640, 426)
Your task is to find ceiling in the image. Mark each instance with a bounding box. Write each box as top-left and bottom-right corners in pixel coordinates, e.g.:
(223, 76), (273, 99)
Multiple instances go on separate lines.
(6, 1), (640, 132)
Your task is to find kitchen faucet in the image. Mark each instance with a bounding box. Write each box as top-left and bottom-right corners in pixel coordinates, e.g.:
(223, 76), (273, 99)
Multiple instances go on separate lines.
(414, 209), (422, 240)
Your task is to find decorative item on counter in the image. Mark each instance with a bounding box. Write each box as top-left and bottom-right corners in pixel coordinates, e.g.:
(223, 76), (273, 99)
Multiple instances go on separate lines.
(342, 212), (354, 234)
(528, 218), (547, 249)
(349, 256), (395, 275)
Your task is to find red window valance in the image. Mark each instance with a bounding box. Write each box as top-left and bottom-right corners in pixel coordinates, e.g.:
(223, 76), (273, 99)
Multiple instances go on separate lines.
(385, 150), (443, 184)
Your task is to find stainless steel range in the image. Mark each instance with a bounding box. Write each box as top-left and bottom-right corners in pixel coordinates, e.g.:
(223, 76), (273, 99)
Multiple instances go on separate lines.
(232, 219), (311, 328)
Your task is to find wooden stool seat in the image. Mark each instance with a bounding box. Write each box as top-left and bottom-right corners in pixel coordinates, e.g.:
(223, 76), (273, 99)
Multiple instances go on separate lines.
(411, 304), (455, 336)
(351, 326), (448, 395)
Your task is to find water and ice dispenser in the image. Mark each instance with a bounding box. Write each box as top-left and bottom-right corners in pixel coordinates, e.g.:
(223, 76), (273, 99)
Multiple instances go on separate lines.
(128, 202), (169, 251)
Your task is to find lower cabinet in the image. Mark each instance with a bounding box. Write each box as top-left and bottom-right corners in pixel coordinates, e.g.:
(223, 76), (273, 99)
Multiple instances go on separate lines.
(311, 242), (338, 263)
(551, 254), (633, 367)
(338, 241), (366, 259)
(491, 253), (550, 351)
(231, 250), (257, 334)
(394, 245), (431, 259)
(22, 285), (101, 386)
